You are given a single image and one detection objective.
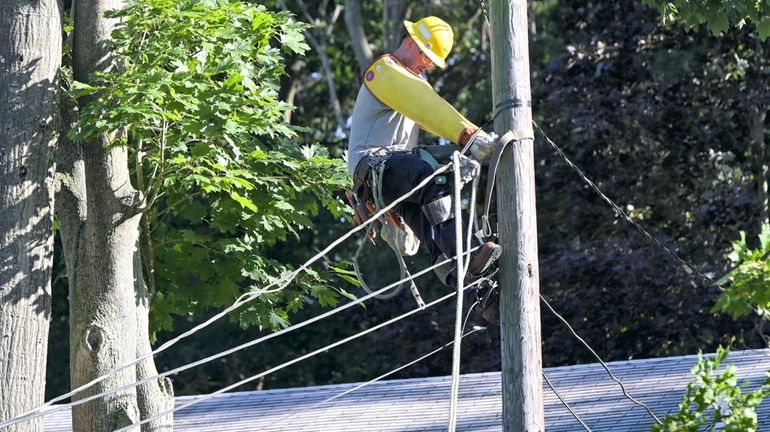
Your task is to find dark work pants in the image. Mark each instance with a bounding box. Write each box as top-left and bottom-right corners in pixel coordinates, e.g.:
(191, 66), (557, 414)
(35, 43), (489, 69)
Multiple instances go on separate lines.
(380, 153), (457, 262)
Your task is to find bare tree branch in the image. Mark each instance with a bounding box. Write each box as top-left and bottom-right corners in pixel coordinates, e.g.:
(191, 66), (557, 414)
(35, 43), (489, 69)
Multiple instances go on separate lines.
(280, 0), (346, 132)
(344, 0), (373, 74)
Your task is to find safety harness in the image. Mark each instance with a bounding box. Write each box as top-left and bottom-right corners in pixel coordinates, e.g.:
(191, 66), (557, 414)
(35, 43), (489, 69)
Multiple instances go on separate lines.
(346, 54), (533, 303)
(347, 144), (482, 307)
(346, 130), (534, 305)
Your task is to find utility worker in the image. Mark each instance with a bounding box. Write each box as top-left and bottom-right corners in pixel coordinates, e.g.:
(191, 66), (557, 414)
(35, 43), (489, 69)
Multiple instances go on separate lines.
(348, 16), (501, 287)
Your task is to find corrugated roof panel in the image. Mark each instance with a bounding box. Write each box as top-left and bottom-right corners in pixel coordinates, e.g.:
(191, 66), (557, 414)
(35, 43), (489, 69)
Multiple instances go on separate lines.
(38, 349), (770, 431)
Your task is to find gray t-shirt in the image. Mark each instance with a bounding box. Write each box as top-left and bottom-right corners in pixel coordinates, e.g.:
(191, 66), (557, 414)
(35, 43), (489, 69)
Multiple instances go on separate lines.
(347, 84), (419, 176)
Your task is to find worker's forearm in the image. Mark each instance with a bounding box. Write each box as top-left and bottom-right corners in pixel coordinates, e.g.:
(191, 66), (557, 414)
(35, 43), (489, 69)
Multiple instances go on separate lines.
(363, 55), (477, 144)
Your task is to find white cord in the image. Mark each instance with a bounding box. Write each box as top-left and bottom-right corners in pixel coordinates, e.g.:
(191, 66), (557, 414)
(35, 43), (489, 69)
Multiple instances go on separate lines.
(115, 281), (478, 432)
(0, 163), (453, 430)
(276, 327), (484, 430)
(448, 152), (468, 432)
(3, 247), (478, 429)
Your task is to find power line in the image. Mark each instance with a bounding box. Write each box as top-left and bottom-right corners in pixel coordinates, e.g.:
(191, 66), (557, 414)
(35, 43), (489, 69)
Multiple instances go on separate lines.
(531, 122), (770, 421)
(2, 161), (455, 428)
(278, 329), (485, 430)
(15, 133), (483, 430)
(530, 122), (770, 424)
(274, 301), (484, 430)
(539, 294), (662, 425)
(2, 247), (480, 429)
(114, 280), (484, 432)
(542, 370), (592, 431)
(533, 121), (724, 293)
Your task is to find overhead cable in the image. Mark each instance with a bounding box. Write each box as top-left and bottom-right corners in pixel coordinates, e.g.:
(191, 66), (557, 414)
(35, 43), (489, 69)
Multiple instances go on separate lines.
(115, 281), (482, 431)
(540, 294), (662, 424)
(3, 249), (479, 429)
(448, 152), (469, 432)
(533, 121), (724, 292)
(2, 162), (454, 428)
(275, 300), (484, 430)
(542, 370), (592, 431)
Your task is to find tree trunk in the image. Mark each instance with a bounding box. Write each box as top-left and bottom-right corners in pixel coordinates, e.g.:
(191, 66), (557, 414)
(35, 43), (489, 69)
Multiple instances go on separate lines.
(134, 250), (174, 431)
(57, 85), (142, 432)
(279, 0), (345, 133)
(344, 0), (373, 74)
(67, 133), (142, 432)
(310, 36), (345, 132)
(382, 0), (406, 52)
(0, 1), (61, 430)
(750, 106), (768, 226)
(64, 1), (172, 429)
(747, 73), (767, 238)
(747, 38), (769, 236)
(64, 1), (147, 430)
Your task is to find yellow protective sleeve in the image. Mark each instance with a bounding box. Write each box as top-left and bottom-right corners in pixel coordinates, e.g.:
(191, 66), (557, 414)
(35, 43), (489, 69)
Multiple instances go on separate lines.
(363, 55), (476, 144)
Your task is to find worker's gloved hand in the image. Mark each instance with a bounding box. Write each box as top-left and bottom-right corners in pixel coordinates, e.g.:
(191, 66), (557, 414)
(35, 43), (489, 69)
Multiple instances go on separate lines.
(469, 130), (498, 162)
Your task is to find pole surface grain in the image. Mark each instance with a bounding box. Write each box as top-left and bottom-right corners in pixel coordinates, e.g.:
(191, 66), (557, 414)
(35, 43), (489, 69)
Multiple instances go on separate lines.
(489, 0), (544, 430)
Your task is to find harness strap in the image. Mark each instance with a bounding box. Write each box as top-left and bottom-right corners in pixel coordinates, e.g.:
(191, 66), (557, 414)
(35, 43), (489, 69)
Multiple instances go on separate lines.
(418, 148), (439, 170)
(352, 152), (425, 307)
(481, 129), (534, 237)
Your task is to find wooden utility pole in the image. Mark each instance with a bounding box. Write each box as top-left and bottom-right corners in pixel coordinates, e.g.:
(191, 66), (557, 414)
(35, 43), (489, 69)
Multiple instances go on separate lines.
(489, 0), (544, 430)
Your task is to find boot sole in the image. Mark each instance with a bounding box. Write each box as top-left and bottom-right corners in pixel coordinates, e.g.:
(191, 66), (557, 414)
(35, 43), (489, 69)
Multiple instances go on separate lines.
(470, 246), (502, 276)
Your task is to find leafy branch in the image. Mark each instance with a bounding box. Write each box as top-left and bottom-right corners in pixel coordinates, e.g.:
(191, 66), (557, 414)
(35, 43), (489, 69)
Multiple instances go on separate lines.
(713, 223), (770, 320)
(643, 0), (770, 40)
(68, 0), (351, 336)
(652, 347), (770, 432)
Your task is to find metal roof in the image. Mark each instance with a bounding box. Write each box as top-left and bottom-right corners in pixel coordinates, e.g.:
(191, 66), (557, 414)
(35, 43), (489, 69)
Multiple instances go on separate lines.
(42, 348), (770, 431)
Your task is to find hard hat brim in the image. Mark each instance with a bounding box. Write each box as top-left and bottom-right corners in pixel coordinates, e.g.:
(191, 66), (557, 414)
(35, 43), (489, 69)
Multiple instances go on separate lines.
(403, 19), (447, 69)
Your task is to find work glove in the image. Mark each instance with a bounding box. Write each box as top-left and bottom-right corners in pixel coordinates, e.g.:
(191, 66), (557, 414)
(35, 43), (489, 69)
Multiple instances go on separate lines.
(469, 130), (498, 162)
(458, 154), (481, 184)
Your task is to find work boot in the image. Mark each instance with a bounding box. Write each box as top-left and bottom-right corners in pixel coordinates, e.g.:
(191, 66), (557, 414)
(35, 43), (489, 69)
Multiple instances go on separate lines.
(467, 242), (502, 276)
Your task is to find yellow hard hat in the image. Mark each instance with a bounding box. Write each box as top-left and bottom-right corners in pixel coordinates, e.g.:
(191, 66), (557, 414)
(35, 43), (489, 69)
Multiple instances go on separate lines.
(403, 16), (453, 69)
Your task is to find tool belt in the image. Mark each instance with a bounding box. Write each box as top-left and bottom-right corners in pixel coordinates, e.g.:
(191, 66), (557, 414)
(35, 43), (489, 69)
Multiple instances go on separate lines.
(352, 156), (372, 203)
(345, 143), (486, 307)
(347, 145), (473, 223)
(348, 156), (376, 225)
(348, 149), (405, 224)
(349, 150), (426, 307)
(351, 145), (453, 201)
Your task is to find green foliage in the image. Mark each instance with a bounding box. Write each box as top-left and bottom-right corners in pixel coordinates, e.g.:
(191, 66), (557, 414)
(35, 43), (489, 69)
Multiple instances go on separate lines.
(44, 0), (770, 399)
(68, 0), (351, 335)
(532, 0), (770, 367)
(713, 224), (770, 319)
(643, 0), (770, 39)
(71, 0), (305, 141)
(652, 347), (770, 431)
